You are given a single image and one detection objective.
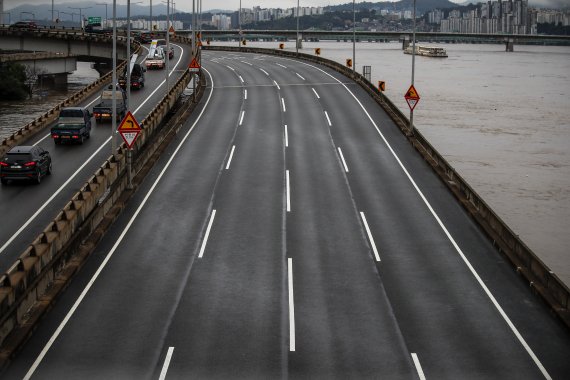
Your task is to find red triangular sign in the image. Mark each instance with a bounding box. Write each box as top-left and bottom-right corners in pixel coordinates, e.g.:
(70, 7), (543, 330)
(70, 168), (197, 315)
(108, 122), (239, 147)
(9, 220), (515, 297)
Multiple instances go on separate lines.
(189, 57), (200, 69)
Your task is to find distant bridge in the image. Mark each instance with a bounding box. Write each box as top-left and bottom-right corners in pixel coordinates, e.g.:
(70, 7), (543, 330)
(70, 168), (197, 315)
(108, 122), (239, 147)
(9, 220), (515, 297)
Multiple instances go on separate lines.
(188, 30), (570, 51)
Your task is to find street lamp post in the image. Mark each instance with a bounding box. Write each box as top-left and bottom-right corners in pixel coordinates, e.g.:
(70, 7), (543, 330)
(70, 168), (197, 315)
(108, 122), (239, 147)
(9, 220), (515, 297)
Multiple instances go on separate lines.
(409, 0), (417, 135)
(111, 0), (117, 155)
(353, 0), (356, 72)
(68, 6), (92, 29)
(296, 0), (299, 55)
(239, 0), (241, 49)
(61, 11), (78, 23)
(96, 3), (108, 28)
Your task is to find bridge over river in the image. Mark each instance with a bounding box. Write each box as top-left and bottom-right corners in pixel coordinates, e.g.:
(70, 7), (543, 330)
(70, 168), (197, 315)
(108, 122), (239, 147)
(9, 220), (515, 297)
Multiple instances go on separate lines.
(0, 28), (568, 379)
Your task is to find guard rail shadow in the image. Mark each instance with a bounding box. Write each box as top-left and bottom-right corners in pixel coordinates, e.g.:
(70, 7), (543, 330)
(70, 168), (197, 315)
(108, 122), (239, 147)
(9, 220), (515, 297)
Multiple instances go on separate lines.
(201, 45), (569, 327)
(0, 38), (201, 364)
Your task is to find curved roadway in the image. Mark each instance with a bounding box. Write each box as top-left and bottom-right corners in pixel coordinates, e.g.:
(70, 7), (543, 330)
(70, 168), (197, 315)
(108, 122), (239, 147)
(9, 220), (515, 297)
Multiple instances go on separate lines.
(2, 51), (569, 379)
(0, 42), (191, 268)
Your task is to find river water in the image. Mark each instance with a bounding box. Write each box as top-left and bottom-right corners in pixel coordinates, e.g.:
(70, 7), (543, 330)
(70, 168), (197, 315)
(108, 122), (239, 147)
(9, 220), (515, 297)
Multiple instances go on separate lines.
(1, 42), (569, 287)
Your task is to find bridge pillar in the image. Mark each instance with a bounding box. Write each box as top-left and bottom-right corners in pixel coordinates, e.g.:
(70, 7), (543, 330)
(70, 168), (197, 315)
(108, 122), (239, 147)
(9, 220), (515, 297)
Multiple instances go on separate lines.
(505, 38), (514, 52)
(401, 35), (410, 50)
(39, 73), (68, 88)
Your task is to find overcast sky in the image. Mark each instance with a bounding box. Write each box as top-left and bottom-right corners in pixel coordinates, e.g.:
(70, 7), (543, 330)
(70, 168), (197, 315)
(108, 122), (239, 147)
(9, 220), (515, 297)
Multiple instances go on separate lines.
(5, 1), (462, 13)
(4, 0), (564, 13)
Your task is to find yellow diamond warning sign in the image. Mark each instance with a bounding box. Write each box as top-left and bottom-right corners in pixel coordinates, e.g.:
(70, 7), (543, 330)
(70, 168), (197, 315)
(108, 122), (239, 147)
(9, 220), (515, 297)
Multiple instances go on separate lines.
(405, 84), (420, 100)
(118, 111), (141, 149)
(404, 84), (420, 111)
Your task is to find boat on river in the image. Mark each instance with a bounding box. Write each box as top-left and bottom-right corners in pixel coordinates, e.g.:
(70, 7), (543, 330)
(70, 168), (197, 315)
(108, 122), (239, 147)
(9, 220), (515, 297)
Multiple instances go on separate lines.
(404, 45), (448, 57)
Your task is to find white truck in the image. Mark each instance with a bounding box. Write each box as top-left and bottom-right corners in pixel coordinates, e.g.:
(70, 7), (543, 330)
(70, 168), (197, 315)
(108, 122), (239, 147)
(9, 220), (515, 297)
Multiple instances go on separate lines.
(145, 40), (165, 70)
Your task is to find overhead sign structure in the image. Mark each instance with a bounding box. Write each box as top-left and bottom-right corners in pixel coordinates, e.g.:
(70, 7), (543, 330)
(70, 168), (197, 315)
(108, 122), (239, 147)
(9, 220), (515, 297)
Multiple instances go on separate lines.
(118, 111), (141, 149)
(189, 57), (201, 73)
(88, 16), (101, 25)
(405, 84), (420, 111)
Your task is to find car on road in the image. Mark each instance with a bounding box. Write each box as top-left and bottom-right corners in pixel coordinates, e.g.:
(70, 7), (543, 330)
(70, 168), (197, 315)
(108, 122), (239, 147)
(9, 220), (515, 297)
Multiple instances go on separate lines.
(0, 146), (52, 185)
(51, 107), (92, 144)
(9, 21), (39, 31)
(156, 39), (174, 59)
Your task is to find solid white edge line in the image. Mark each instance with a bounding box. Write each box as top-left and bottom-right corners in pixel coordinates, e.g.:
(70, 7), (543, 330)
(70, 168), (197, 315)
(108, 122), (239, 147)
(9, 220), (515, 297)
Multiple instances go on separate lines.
(312, 87), (320, 99)
(284, 125), (289, 148)
(198, 209), (217, 258)
(282, 98), (286, 112)
(23, 67), (217, 380)
(159, 347), (175, 380)
(239, 110), (245, 126)
(337, 147), (349, 173)
(260, 68), (269, 75)
(360, 212), (380, 262)
(292, 59), (551, 379)
(324, 110), (332, 127)
(273, 80), (280, 90)
(288, 257), (296, 352)
(226, 145), (236, 170)
(296, 73), (305, 80)
(0, 136), (111, 255)
(286, 170), (291, 212)
(411, 353), (426, 380)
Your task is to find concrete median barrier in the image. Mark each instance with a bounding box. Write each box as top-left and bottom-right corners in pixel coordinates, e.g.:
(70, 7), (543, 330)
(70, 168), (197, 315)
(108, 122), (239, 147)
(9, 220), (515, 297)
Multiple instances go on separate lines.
(0, 45), (202, 365)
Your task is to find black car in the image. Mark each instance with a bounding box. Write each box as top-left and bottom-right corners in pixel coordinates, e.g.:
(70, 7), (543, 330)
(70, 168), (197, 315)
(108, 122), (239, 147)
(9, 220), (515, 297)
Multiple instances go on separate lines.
(9, 21), (38, 31)
(0, 146), (52, 185)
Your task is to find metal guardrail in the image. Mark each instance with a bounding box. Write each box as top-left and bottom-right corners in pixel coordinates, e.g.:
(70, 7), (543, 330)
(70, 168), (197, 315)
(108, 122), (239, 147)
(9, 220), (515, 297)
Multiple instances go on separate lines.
(203, 45), (570, 327)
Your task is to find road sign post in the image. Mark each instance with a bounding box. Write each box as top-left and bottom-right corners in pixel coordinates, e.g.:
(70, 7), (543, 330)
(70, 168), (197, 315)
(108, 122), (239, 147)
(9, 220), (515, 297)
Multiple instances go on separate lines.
(118, 111), (141, 190)
(405, 84), (420, 135)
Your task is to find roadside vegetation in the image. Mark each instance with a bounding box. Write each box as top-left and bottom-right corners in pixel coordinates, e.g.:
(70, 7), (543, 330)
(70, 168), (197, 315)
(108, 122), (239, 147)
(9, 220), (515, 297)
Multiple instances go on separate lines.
(0, 63), (29, 100)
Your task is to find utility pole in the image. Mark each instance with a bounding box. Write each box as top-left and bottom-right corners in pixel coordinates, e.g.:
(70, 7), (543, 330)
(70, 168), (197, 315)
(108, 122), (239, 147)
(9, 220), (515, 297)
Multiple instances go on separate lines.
(409, 0), (417, 135)
(296, 0), (300, 55)
(111, 0), (117, 155)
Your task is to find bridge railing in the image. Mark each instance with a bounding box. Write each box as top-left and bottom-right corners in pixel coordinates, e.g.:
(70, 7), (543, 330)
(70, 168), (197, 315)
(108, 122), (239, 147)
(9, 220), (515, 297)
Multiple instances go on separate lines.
(0, 36), (202, 361)
(203, 45), (570, 327)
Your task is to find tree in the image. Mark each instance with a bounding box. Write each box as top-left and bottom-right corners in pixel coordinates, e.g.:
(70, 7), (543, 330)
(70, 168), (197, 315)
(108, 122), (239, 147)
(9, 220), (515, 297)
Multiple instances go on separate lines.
(0, 63), (29, 100)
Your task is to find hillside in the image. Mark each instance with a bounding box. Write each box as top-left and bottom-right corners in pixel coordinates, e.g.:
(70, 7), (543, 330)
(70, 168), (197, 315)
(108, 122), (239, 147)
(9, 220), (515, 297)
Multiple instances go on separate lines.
(325, 0), (458, 14)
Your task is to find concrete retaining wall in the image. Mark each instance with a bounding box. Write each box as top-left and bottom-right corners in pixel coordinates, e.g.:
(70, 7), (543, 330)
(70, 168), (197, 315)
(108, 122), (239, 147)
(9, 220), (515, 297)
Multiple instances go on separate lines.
(203, 46), (570, 327)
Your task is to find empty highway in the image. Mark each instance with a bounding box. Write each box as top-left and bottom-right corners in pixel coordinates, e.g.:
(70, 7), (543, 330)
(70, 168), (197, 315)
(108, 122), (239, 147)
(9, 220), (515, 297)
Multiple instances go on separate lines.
(2, 51), (569, 379)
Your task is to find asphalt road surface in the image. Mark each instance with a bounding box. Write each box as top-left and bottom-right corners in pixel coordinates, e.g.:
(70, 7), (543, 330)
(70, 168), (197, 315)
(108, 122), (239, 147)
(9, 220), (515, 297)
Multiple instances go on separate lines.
(0, 42), (190, 269)
(3, 51), (570, 379)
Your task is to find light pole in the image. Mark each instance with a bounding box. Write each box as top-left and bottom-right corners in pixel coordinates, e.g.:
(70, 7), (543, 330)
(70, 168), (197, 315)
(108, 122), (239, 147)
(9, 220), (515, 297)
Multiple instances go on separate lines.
(239, 0), (241, 49)
(20, 11), (35, 21)
(409, 0), (417, 135)
(353, 0), (356, 72)
(162, 0), (170, 92)
(68, 6), (92, 29)
(149, 0), (152, 31)
(111, 0), (117, 155)
(96, 3), (108, 28)
(61, 11), (78, 23)
(296, 0), (300, 55)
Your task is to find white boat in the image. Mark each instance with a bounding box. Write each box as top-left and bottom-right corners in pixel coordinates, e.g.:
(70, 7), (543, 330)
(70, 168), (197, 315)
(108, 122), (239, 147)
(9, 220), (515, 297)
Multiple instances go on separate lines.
(404, 45), (448, 58)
